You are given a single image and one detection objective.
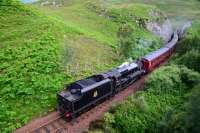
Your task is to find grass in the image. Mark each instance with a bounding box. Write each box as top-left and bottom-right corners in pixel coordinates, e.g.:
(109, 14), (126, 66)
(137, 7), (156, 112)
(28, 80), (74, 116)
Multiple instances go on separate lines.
(0, 1), (118, 132)
(0, 3), (66, 132)
(35, 0), (163, 59)
(63, 35), (118, 80)
(36, 1), (119, 47)
(0, 0), (165, 132)
(108, 0), (200, 27)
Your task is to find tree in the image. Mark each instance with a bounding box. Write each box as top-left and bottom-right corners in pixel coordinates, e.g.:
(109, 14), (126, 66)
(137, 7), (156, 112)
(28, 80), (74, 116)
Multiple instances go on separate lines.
(117, 23), (135, 58)
(184, 84), (200, 133)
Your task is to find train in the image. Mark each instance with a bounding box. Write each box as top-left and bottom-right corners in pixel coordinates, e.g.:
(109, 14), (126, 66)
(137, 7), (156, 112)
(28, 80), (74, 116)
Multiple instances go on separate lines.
(57, 31), (179, 119)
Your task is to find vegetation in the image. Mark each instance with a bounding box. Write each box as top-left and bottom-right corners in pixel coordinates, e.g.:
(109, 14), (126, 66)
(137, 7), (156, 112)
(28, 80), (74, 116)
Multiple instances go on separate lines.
(0, 1), (68, 132)
(0, 0), (165, 132)
(155, 21), (200, 133)
(108, 0), (200, 27)
(3, 0), (199, 133)
(89, 21), (200, 133)
(35, 0), (163, 59)
(174, 21), (200, 72)
(102, 66), (199, 133)
(157, 83), (200, 133)
(117, 22), (162, 59)
(101, 2), (163, 59)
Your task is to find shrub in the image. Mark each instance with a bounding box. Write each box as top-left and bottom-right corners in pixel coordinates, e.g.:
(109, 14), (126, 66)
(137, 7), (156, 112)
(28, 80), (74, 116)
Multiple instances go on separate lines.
(0, 2), (66, 132)
(175, 21), (200, 72)
(176, 47), (200, 73)
(103, 20), (200, 133)
(99, 3), (164, 60)
(184, 83), (200, 133)
(117, 23), (135, 58)
(105, 65), (200, 133)
(157, 83), (200, 133)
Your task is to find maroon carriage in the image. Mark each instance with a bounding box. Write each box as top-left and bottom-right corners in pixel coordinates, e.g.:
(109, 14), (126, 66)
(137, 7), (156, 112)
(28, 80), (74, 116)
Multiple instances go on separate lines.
(141, 47), (170, 72)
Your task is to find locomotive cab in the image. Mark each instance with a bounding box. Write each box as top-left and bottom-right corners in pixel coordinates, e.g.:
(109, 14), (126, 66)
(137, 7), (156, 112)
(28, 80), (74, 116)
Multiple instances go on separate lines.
(57, 75), (113, 119)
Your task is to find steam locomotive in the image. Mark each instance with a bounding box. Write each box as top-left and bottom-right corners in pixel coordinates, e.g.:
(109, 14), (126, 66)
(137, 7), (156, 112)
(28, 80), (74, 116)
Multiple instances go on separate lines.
(57, 32), (179, 119)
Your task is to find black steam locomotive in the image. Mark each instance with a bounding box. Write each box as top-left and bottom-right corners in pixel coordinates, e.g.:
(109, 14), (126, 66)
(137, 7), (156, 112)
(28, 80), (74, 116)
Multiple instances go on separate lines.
(57, 32), (179, 119)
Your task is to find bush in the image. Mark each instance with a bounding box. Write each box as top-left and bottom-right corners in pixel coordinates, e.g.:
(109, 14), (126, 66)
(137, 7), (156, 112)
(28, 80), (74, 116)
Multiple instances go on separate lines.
(176, 47), (200, 73)
(104, 65), (200, 133)
(175, 21), (200, 72)
(145, 65), (182, 94)
(117, 23), (162, 59)
(103, 20), (200, 133)
(157, 83), (200, 133)
(179, 66), (200, 88)
(103, 3), (163, 60)
(0, 0), (20, 5)
(184, 83), (200, 133)
(117, 23), (135, 58)
(153, 20), (200, 133)
(0, 3), (66, 132)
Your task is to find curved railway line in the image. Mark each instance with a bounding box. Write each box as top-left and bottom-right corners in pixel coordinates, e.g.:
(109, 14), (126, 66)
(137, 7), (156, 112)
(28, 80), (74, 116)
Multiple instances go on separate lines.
(15, 67), (166, 133)
(15, 75), (148, 133)
(14, 25), (189, 133)
(30, 115), (65, 133)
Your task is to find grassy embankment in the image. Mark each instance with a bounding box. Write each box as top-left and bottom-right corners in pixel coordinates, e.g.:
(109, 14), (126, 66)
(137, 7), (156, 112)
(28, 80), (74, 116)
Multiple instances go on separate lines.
(89, 21), (200, 133)
(108, 0), (200, 27)
(0, 0), (164, 132)
(0, 1), (67, 132)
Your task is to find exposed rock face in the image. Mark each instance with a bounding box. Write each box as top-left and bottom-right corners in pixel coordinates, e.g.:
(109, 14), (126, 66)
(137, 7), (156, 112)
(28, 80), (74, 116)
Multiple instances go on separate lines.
(40, 0), (65, 7)
(146, 19), (173, 43)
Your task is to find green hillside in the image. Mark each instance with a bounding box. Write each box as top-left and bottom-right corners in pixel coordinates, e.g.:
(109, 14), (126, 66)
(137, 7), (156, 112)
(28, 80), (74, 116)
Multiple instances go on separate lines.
(35, 0), (163, 59)
(108, 0), (200, 27)
(0, 0), (163, 132)
(0, 1), (66, 132)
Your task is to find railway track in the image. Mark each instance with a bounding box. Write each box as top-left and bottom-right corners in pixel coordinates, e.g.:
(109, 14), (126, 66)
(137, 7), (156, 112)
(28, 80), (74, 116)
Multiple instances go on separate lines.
(15, 58), (169, 133)
(13, 24), (189, 133)
(30, 115), (66, 133)
(15, 75), (147, 133)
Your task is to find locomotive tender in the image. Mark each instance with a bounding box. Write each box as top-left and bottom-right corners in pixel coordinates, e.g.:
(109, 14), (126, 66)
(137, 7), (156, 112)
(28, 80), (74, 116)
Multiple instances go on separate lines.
(57, 32), (179, 119)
